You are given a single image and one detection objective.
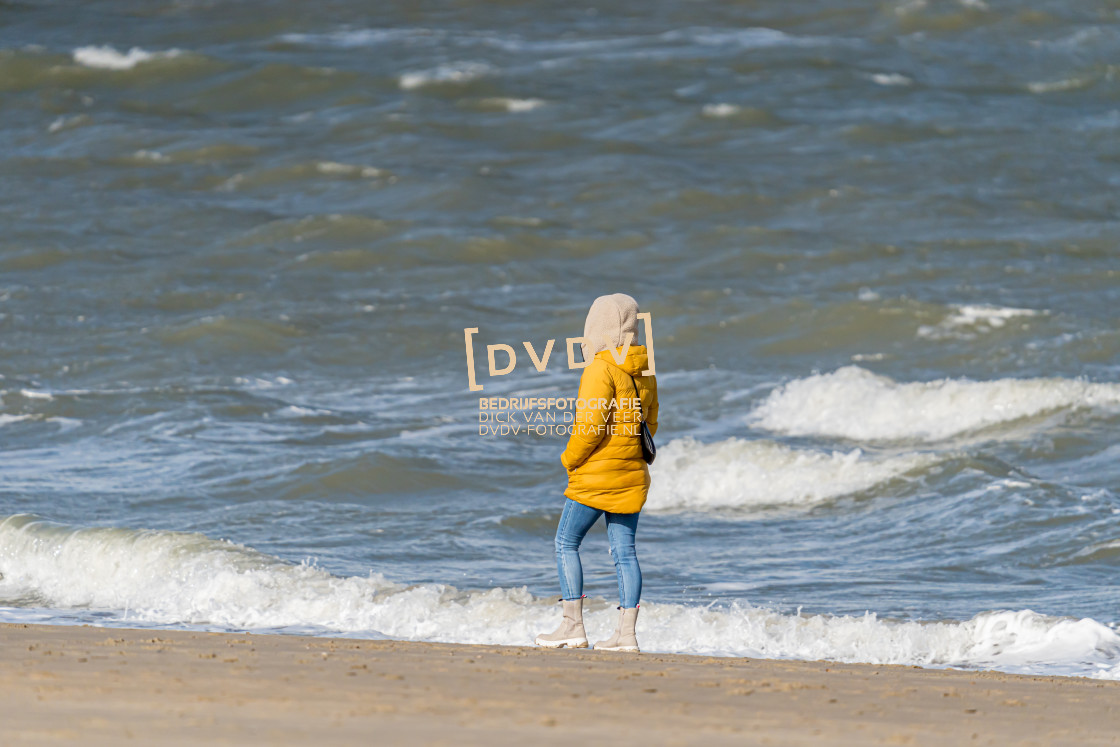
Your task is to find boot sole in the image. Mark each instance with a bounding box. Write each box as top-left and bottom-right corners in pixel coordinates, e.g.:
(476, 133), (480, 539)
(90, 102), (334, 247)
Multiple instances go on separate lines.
(534, 637), (589, 649)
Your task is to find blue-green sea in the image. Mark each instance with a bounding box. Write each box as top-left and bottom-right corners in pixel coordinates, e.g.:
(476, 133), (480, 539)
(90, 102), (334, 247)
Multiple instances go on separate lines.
(2, 0), (1119, 678)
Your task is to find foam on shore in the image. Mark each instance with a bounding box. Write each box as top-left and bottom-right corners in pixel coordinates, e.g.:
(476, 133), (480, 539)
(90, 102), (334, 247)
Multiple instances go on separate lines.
(1, 515), (1117, 679)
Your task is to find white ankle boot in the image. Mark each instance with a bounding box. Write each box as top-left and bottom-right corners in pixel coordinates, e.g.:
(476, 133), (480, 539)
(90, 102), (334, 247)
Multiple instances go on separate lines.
(535, 598), (589, 648)
(595, 606), (639, 652)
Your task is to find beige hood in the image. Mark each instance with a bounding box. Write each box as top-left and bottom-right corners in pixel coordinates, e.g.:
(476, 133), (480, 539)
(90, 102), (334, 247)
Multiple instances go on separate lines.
(581, 293), (639, 362)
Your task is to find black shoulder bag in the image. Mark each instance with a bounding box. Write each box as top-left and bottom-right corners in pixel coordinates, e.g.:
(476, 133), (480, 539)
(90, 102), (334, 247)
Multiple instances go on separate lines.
(629, 375), (656, 465)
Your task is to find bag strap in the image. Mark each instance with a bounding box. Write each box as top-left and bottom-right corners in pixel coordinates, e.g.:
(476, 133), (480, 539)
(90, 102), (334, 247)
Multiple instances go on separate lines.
(628, 374), (644, 421)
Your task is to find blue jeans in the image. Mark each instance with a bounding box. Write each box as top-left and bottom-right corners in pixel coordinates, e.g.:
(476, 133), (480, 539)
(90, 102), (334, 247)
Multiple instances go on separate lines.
(555, 498), (641, 608)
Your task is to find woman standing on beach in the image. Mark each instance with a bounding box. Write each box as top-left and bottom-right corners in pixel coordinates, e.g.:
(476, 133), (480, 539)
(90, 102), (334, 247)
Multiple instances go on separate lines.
(535, 294), (658, 652)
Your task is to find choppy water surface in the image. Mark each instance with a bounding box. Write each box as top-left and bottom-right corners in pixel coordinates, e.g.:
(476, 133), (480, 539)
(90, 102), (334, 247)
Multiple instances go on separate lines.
(2, 0), (1120, 678)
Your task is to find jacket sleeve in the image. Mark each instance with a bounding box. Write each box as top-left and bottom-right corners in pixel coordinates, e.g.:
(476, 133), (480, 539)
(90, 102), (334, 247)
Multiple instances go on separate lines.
(645, 375), (658, 438)
(560, 362), (614, 471)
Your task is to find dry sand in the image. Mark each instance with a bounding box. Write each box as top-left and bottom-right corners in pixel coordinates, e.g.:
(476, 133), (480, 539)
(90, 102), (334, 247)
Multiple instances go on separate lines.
(2, 622), (1118, 745)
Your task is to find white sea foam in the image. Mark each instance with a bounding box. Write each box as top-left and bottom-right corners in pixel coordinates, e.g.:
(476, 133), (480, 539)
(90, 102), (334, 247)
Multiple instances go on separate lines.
(48, 417), (83, 432)
(917, 303), (1043, 340)
(72, 45), (180, 70)
(315, 161), (386, 178)
(893, 0), (929, 16)
(132, 149), (171, 164)
(18, 389), (53, 400)
(751, 366), (1120, 443)
(480, 97), (545, 113)
(399, 62), (493, 90)
(276, 405), (332, 418)
(283, 26), (825, 55)
(280, 28), (446, 48)
(233, 375), (296, 389)
(645, 437), (936, 511)
(0, 415), (80, 431)
(662, 27), (813, 49)
(701, 103), (740, 118)
(1028, 77), (1091, 95)
(870, 73), (913, 87)
(0, 515), (1116, 678)
(47, 114), (91, 133)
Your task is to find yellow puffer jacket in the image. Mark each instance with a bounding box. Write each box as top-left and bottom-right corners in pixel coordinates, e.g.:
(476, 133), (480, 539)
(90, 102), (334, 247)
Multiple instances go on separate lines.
(560, 344), (659, 514)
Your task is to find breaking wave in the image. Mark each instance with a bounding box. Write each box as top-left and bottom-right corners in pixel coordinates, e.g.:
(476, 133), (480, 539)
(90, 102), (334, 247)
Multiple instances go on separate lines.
(1, 515), (1117, 679)
(72, 45), (182, 70)
(750, 366), (1120, 443)
(645, 437), (937, 512)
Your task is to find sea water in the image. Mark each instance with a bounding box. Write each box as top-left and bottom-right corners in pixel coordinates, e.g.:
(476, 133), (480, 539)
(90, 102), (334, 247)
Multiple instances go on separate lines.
(1, 0), (1119, 679)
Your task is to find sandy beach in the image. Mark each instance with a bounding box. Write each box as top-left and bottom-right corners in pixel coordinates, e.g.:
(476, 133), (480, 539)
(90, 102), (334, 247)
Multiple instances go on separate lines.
(2, 623), (1117, 746)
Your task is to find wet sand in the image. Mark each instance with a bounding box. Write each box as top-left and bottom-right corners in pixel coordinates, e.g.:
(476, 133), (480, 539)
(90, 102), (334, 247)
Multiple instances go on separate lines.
(2, 622), (1118, 745)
